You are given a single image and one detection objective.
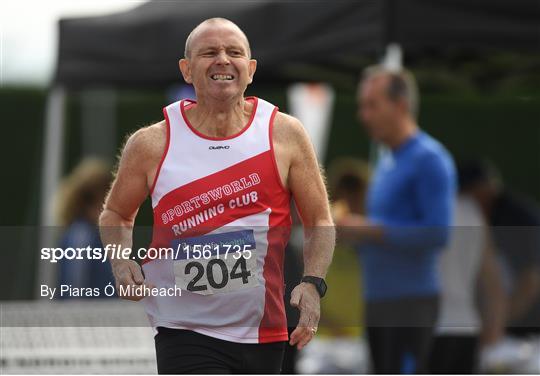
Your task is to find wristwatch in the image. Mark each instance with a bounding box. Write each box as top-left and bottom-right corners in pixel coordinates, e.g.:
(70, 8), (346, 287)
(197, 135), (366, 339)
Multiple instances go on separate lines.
(301, 276), (327, 298)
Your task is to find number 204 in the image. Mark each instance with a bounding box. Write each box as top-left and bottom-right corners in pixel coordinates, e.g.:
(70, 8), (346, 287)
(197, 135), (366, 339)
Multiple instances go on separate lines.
(185, 257), (251, 292)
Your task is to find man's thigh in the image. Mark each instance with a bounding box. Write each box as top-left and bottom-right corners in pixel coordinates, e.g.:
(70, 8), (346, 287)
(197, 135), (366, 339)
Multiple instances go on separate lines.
(154, 327), (285, 374)
(155, 328), (237, 374)
(240, 341), (285, 374)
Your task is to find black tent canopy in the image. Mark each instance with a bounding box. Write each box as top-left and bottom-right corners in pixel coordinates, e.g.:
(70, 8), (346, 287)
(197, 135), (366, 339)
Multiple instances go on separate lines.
(55, 0), (383, 88)
(54, 0), (540, 89)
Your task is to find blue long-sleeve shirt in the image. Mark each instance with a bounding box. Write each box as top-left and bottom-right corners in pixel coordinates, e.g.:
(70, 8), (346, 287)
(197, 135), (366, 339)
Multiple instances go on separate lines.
(360, 131), (456, 301)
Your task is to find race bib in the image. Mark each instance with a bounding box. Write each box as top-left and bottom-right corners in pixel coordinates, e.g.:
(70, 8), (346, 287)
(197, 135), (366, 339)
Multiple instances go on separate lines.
(171, 230), (259, 295)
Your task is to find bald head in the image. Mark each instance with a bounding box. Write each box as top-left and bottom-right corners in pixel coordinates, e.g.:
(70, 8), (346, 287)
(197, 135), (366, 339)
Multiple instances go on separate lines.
(184, 18), (251, 59)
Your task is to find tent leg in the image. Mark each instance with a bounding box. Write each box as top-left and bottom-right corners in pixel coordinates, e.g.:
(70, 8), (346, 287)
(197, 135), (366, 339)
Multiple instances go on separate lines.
(80, 88), (117, 159)
(36, 86), (66, 299)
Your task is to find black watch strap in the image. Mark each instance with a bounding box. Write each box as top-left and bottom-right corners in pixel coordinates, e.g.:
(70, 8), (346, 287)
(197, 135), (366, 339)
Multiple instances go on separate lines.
(301, 276), (327, 298)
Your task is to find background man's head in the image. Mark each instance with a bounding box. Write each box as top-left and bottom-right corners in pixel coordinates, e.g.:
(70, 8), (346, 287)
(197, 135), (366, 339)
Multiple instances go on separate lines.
(327, 158), (370, 215)
(357, 66), (419, 144)
(179, 18), (256, 101)
(457, 159), (502, 212)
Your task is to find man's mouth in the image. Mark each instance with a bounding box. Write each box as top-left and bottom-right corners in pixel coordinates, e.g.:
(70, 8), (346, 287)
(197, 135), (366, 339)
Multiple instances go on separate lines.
(210, 74), (234, 81)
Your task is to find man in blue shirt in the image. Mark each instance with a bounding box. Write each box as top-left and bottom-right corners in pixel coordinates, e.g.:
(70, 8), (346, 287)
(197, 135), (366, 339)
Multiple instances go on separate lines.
(338, 66), (456, 373)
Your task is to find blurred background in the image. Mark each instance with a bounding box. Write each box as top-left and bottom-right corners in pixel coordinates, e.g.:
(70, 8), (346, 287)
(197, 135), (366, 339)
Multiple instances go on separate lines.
(1, 0), (539, 374)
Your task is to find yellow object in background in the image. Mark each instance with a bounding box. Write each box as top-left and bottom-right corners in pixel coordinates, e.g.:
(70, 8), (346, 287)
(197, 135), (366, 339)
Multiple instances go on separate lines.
(319, 244), (363, 338)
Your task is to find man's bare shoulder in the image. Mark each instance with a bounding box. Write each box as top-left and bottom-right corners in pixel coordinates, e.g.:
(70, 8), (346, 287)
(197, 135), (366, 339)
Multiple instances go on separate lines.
(123, 120), (167, 161)
(273, 112), (307, 142)
(273, 111), (311, 151)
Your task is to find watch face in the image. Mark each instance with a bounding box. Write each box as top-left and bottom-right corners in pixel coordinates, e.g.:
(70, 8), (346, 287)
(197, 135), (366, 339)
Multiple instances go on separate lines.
(319, 279), (327, 297)
(303, 276), (327, 297)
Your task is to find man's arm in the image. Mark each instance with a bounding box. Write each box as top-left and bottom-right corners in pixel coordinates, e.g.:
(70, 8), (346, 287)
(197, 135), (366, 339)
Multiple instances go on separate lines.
(273, 113), (335, 350)
(99, 122), (166, 300)
(338, 152), (456, 251)
(477, 233), (507, 347)
(506, 221), (540, 323)
(507, 266), (540, 322)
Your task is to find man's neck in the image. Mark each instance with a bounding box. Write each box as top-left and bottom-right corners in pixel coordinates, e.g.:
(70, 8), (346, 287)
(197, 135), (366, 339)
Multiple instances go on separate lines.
(187, 96), (251, 138)
(386, 117), (419, 150)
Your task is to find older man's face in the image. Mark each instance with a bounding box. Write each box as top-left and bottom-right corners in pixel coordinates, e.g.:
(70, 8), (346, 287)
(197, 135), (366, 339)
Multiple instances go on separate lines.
(357, 75), (399, 144)
(181, 23), (256, 101)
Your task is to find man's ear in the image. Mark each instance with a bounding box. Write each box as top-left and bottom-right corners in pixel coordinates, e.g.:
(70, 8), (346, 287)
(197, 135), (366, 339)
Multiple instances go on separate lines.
(179, 58), (192, 84)
(247, 59), (257, 84)
(396, 96), (409, 115)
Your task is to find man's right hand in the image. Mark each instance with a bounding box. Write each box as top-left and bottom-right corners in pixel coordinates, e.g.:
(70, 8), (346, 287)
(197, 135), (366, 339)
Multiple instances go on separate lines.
(110, 259), (154, 301)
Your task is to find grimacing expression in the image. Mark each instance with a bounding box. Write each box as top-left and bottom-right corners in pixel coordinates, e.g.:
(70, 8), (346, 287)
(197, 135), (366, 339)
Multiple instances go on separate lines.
(357, 76), (400, 143)
(180, 23), (257, 101)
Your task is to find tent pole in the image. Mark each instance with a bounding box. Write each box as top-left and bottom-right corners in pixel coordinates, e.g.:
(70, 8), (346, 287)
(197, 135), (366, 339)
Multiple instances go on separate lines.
(36, 85), (66, 299)
(80, 88), (117, 159)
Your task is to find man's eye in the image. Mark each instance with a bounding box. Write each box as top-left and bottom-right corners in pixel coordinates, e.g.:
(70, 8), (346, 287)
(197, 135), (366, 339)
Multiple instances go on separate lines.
(229, 51), (242, 56)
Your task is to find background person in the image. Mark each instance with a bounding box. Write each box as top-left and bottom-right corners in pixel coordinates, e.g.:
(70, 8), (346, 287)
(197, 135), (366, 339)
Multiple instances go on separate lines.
(338, 66), (457, 373)
(329, 158), (370, 220)
(293, 158), (368, 374)
(55, 158), (115, 298)
(325, 157), (369, 337)
(457, 159), (540, 338)
(428, 166), (507, 373)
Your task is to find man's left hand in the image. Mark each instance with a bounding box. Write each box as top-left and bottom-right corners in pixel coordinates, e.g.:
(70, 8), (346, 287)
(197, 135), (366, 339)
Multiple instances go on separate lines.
(289, 282), (321, 350)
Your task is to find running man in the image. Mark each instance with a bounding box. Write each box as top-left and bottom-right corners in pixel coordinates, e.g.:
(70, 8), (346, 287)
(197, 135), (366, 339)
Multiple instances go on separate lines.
(99, 18), (334, 374)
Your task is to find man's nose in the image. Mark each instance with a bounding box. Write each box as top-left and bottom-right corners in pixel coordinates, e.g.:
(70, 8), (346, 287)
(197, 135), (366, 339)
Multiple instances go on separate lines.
(215, 51), (230, 65)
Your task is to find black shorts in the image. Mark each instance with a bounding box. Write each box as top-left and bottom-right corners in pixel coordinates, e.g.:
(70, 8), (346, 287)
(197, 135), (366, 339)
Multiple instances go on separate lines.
(155, 327), (286, 374)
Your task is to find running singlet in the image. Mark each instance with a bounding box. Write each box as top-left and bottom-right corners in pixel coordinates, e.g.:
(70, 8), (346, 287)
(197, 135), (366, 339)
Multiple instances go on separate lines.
(142, 97), (292, 344)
